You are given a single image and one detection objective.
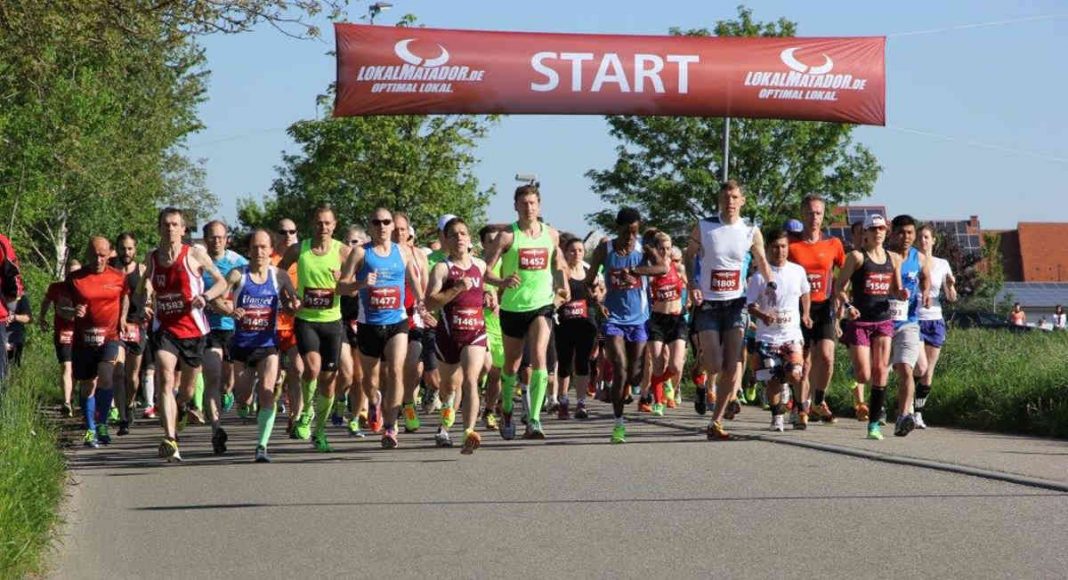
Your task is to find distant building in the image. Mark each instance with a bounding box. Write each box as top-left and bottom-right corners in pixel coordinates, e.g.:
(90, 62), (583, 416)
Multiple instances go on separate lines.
(993, 223), (1068, 282)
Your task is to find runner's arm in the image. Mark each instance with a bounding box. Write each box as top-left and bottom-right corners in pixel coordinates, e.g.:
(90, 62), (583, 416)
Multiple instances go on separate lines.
(276, 243), (299, 272)
(38, 294), (53, 331)
(834, 251), (862, 317)
(191, 246), (228, 302)
(212, 270), (244, 316)
(483, 231), (513, 287)
(584, 240), (606, 289)
(135, 259), (155, 319)
(920, 253), (933, 308)
(550, 229), (570, 303)
(404, 246), (425, 303)
(336, 244), (363, 295)
(750, 229), (775, 287)
(278, 270), (300, 312)
(632, 246), (668, 277)
(424, 262), (458, 311)
(944, 266), (958, 303)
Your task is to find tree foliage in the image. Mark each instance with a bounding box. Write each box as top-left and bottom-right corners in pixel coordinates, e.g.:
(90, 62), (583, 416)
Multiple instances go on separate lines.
(586, 5), (881, 237)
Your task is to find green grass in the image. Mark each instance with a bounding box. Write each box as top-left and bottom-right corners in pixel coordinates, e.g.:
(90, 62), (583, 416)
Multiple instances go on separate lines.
(677, 328), (1068, 439)
(0, 340), (67, 579)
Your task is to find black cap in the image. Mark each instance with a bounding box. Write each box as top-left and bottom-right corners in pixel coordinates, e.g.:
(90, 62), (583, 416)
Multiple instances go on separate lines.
(615, 207), (641, 226)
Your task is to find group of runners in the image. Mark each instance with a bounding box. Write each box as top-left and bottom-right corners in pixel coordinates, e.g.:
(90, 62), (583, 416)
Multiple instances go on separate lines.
(36, 179), (958, 462)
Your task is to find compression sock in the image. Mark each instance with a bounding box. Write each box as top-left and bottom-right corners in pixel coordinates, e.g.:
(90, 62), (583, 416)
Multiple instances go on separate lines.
(813, 389), (826, 406)
(529, 369), (548, 423)
(313, 392), (334, 434)
(95, 389), (114, 424)
(301, 379), (317, 418)
(868, 387), (887, 426)
(83, 394), (97, 432)
(257, 405), (277, 449)
(915, 383), (932, 410)
(501, 373), (516, 415)
(194, 373), (204, 410)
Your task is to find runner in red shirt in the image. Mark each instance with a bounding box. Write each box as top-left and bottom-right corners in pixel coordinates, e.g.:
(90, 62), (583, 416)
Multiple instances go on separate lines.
(136, 207), (228, 462)
(39, 259), (82, 417)
(68, 237), (130, 449)
(788, 194), (847, 423)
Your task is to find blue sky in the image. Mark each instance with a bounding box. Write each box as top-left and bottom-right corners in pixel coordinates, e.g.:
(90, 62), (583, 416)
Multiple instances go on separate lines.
(190, 0), (1068, 236)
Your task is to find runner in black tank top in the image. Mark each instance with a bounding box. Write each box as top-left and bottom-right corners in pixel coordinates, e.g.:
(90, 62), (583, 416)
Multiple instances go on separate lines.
(555, 238), (601, 420)
(849, 251), (893, 322)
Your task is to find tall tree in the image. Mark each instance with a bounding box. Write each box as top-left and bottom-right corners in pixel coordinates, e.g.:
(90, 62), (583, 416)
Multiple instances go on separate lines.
(586, 5), (881, 237)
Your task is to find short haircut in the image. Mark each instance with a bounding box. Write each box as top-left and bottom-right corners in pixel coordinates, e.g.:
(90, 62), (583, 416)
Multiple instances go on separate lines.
(116, 232), (137, 246)
(514, 184), (540, 201)
(616, 207), (641, 226)
(248, 228), (276, 249)
(719, 179), (742, 195)
(157, 207), (184, 227)
(392, 211), (410, 224)
(801, 194), (825, 208)
(202, 220), (228, 237)
(891, 214), (917, 231)
(766, 229), (790, 244)
(312, 204), (335, 219)
(444, 217), (467, 236)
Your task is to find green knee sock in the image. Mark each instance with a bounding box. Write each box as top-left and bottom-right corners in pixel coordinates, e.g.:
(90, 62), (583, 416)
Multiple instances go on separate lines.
(301, 379), (317, 418)
(313, 392), (334, 434)
(529, 369), (548, 423)
(257, 405), (277, 449)
(194, 373), (204, 410)
(501, 373), (516, 415)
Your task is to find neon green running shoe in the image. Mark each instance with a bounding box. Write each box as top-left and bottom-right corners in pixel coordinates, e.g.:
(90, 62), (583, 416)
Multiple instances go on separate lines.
(294, 413), (312, 440)
(237, 403), (252, 421)
(440, 406), (455, 430)
(312, 430), (333, 453)
(611, 423), (626, 444)
(744, 385), (758, 404)
(108, 406), (119, 424)
(222, 392), (235, 413)
(663, 383), (675, 402)
(867, 423), (884, 441)
(403, 403), (421, 433)
(651, 403), (665, 417)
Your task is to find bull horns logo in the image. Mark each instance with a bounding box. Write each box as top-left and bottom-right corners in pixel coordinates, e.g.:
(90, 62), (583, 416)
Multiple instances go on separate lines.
(780, 48), (833, 75)
(394, 39), (450, 68)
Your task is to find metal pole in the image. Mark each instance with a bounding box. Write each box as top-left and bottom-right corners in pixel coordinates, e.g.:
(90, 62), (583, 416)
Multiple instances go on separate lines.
(722, 117), (730, 182)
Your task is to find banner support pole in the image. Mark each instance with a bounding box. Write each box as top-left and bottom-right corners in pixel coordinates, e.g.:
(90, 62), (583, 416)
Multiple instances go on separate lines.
(722, 116), (731, 182)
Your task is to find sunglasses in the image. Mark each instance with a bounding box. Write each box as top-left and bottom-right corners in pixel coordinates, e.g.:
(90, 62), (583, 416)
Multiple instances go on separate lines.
(371, 219), (392, 227)
(278, 229), (297, 235)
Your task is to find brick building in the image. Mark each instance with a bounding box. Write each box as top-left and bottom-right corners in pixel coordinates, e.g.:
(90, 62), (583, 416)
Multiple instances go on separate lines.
(994, 223), (1068, 282)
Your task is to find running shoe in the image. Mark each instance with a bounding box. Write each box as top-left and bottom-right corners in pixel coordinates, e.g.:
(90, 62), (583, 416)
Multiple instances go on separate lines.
(83, 429), (100, 449)
(866, 423), (884, 440)
(546, 399), (559, 414)
(381, 428), (398, 449)
(143, 406), (157, 419)
(158, 438), (182, 462)
(331, 399), (345, 427)
(744, 385), (758, 405)
(665, 397), (677, 409)
(914, 412), (928, 429)
(222, 392), (235, 413)
(483, 410), (499, 430)
(894, 413), (916, 438)
(96, 424), (112, 445)
(557, 399), (570, 420)
(369, 402), (384, 434)
(209, 427), (227, 455)
(812, 402), (837, 424)
(254, 446), (271, 463)
(638, 397), (653, 413)
(499, 412), (516, 440)
(789, 410), (800, 426)
(430, 392), (443, 413)
(878, 409), (887, 426)
(62, 402), (74, 418)
(294, 413), (312, 440)
(574, 402), (589, 420)
(313, 430), (333, 452)
(117, 421), (130, 436)
(664, 383), (675, 404)
(523, 420), (546, 440)
(187, 406), (205, 425)
(736, 389), (749, 405)
(403, 403), (421, 433)
(724, 399), (742, 421)
(770, 415), (785, 432)
(651, 403), (665, 417)
(107, 406), (120, 424)
(237, 403), (253, 421)
(347, 418), (366, 438)
(587, 381), (597, 397)
(694, 387), (708, 415)
(630, 385), (641, 398)
(706, 421), (730, 441)
(435, 427), (453, 447)
(461, 430), (481, 455)
(441, 406), (456, 430)
(854, 402), (869, 422)
(611, 423), (627, 444)
(795, 412), (809, 431)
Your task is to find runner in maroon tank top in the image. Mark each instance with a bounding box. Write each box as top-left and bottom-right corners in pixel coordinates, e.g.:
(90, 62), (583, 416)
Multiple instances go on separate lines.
(426, 217), (488, 454)
(135, 207), (228, 462)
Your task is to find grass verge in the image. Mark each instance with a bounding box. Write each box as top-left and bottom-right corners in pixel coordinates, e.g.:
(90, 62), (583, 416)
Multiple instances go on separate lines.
(0, 341), (67, 578)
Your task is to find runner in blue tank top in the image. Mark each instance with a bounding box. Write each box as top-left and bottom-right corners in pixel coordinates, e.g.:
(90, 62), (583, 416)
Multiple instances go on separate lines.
(888, 215), (931, 439)
(585, 207), (668, 444)
(217, 229), (299, 463)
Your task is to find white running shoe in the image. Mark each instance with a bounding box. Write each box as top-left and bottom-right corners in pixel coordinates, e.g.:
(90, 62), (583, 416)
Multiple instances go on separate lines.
(914, 411), (927, 429)
(770, 415), (785, 432)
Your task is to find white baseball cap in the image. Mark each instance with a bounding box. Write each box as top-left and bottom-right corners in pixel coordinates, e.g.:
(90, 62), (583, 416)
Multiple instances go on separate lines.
(863, 214), (887, 230)
(437, 214), (458, 233)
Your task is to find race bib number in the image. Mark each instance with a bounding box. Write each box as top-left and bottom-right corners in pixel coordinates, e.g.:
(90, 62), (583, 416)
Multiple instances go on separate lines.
(889, 300), (909, 322)
(157, 292), (186, 316)
(449, 307), (484, 332)
(368, 286), (401, 312)
(57, 329), (74, 346)
(768, 310), (796, 329)
(807, 273), (825, 297)
(303, 288), (335, 309)
(864, 272), (892, 296)
(518, 248), (549, 270)
(560, 300), (589, 319)
(240, 307), (273, 332)
(709, 270), (741, 293)
(654, 285), (681, 303)
(82, 327), (106, 347)
(608, 269), (641, 291)
(119, 324), (141, 343)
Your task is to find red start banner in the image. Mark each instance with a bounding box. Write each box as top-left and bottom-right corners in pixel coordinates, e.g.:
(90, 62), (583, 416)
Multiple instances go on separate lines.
(335, 24), (885, 125)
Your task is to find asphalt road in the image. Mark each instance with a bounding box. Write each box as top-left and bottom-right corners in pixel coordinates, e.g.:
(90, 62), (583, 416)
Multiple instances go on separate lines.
(52, 404), (1068, 579)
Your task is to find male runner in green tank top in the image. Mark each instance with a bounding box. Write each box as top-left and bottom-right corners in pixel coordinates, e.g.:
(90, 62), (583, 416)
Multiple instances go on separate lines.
(277, 205), (357, 452)
(483, 185), (569, 440)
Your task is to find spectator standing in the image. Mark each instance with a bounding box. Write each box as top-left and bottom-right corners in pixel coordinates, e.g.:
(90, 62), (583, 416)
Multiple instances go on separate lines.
(1009, 303), (1026, 327)
(6, 294), (32, 367)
